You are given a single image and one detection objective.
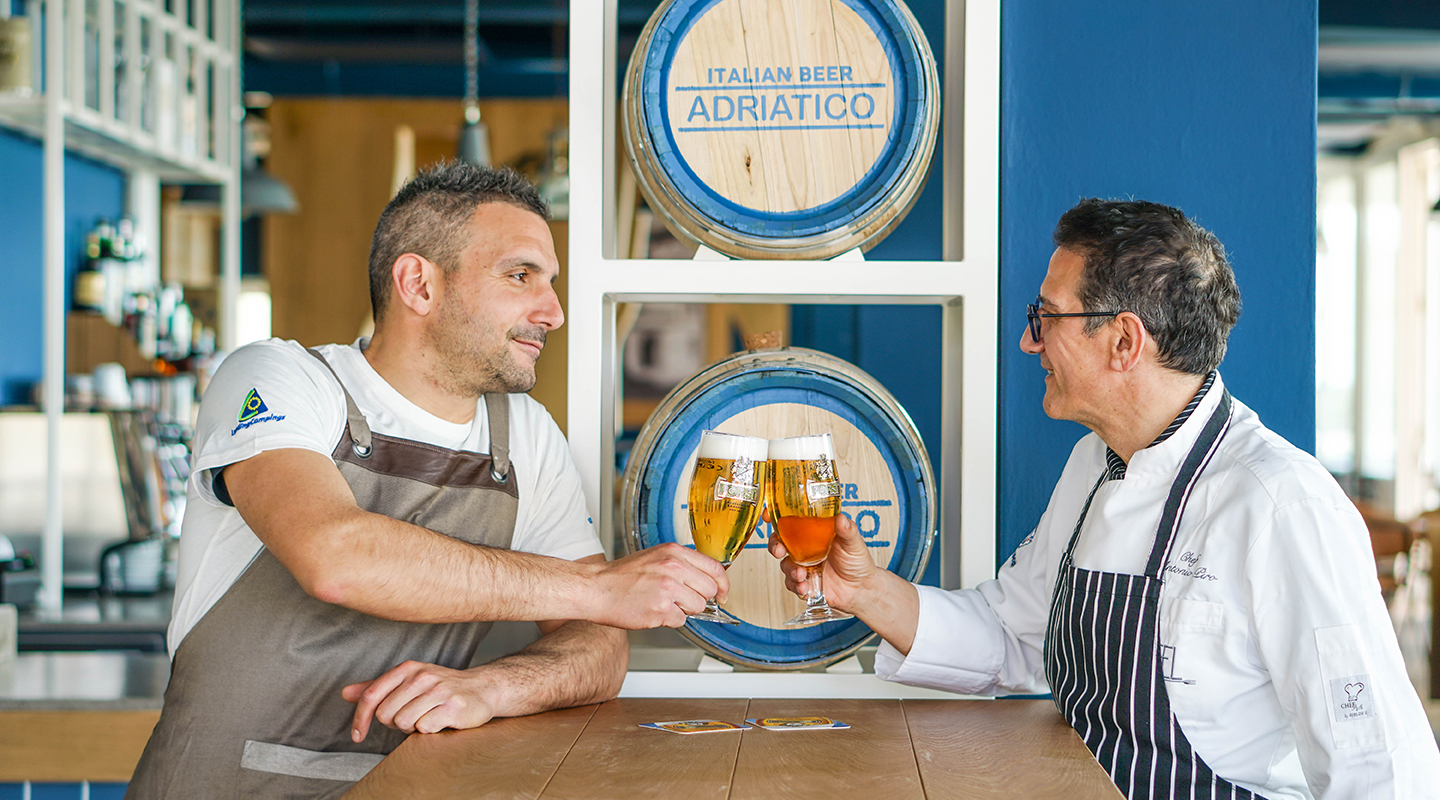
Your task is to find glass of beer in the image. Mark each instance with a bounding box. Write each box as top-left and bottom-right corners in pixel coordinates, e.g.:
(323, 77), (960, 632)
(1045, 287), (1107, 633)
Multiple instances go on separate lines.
(768, 433), (854, 626)
(687, 430), (769, 624)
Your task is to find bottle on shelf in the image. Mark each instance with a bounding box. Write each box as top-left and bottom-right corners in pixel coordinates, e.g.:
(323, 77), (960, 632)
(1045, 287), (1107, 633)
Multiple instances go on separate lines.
(0, 9), (33, 98)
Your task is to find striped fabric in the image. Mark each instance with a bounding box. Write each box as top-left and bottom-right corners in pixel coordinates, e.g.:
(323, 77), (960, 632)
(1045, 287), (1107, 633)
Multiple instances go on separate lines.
(1103, 371), (1217, 481)
(1044, 391), (1263, 800)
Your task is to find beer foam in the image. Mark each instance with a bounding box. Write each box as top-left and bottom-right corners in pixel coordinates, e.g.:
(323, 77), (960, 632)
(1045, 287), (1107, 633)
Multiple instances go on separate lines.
(698, 431), (769, 461)
(767, 434), (835, 461)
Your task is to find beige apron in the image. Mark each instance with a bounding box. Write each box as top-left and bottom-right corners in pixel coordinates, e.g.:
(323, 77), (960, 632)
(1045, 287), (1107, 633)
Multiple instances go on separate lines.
(127, 350), (519, 799)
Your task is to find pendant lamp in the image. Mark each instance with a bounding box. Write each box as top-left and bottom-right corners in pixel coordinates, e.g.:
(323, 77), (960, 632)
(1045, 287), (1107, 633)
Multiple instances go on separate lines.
(457, 0), (491, 166)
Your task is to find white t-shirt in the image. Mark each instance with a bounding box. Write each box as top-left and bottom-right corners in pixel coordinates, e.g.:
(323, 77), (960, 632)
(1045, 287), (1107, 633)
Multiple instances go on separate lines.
(875, 376), (1440, 799)
(168, 338), (602, 650)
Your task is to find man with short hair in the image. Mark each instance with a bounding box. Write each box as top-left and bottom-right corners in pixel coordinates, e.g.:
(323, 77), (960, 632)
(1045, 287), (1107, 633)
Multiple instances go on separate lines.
(128, 162), (727, 799)
(773, 199), (1440, 798)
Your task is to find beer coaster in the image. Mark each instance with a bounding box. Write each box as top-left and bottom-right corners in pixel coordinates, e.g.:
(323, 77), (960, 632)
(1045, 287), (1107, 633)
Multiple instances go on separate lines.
(745, 716), (850, 731)
(640, 719), (751, 734)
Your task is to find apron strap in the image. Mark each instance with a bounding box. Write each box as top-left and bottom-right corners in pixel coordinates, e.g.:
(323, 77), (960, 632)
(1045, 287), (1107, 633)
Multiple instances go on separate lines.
(483, 393), (511, 483)
(306, 348), (374, 458)
(1143, 389), (1233, 577)
(1059, 473), (1108, 565)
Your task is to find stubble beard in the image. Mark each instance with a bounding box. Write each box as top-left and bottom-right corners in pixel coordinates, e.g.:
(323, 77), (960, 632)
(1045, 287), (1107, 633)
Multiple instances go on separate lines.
(427, 299), (545, 397)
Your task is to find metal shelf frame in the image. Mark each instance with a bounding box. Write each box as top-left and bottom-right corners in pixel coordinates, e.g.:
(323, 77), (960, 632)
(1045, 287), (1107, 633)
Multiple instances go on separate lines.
(0, 0), (242, 610)
(566, 0), (1000, 592)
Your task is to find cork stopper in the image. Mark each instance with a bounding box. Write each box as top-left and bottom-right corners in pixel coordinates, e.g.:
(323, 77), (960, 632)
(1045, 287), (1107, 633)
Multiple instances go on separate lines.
(742, 331), (782, 350)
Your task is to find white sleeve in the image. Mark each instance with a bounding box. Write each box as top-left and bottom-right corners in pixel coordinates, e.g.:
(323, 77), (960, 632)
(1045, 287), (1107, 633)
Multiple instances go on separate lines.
(874, 519), (1058, 696)
(188, 340), (347, 505)
(509, 397), (604, 562)
(874, 443), (1100, 697)
(1247, 496), (1440, 798)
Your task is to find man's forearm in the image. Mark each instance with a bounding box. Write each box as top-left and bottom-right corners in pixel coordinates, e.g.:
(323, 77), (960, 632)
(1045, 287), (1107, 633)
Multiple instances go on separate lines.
(848, 568), (922, 656)
(300, 510), (599, 624)
(473, 621), (628, 718)
(231, 448), (723, 630)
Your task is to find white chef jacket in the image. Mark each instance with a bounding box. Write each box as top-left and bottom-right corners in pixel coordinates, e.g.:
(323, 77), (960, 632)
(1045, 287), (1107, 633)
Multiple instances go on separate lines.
(876, 375), (1440, 799)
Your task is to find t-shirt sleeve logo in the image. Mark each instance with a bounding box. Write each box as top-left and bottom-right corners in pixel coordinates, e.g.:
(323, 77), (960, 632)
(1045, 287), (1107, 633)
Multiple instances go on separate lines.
(231, 389), (285, 436)
(238, 388), (269, 422)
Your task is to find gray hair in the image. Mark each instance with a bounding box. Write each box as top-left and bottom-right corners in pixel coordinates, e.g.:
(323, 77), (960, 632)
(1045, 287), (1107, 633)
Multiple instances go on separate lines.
(368, 161), (549, 320)
(1053, 198), (1241, 375)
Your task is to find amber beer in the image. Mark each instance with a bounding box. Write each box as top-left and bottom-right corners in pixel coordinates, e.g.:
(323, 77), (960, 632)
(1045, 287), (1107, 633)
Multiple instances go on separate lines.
(686, 431), (769, 624)
(767, 435), (843, 566)
(688, 438), (769, 566)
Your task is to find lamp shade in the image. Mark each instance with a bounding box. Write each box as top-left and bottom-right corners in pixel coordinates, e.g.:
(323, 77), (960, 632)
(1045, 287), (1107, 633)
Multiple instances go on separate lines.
(179, 167), (298, 216)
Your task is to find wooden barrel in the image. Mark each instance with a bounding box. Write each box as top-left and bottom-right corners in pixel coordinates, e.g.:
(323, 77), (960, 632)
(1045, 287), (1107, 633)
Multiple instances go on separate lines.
(621, 0), (940, 260)
(621, 347), (935, 669)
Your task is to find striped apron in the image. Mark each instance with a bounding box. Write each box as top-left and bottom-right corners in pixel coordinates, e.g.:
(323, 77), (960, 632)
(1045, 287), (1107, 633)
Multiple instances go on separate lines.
(127, 351), (519, 800)
(1043, 391), (1264, 800)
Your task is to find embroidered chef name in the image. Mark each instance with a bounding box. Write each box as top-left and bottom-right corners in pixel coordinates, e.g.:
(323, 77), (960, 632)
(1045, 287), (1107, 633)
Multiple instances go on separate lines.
(1329, 674), (1375, 721)
(1163, 550), (1219, 582)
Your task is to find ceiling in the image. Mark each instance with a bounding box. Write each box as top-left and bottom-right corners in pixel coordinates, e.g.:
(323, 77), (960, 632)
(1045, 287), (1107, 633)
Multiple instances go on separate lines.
(240, 0), (1440, 152)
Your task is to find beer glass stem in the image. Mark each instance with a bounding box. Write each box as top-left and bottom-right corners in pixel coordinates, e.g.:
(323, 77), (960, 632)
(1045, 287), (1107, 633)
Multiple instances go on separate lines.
(804, 566), (830, 611)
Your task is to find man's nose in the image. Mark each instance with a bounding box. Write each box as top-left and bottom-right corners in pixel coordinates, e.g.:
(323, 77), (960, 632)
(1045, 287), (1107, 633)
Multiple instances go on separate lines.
(1020, 322), (1042, 354)
(535, 282), (565, 330)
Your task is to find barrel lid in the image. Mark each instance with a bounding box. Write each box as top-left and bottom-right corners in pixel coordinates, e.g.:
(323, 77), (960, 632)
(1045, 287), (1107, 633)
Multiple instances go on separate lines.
(622, 0), (940, 259)
(622, 348), (935, 669)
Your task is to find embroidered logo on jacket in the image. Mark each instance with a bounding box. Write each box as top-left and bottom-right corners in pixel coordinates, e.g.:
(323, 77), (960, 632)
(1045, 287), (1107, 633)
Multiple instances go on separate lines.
(1330, 674), (1375, 721)
(231, 388), (286, 435)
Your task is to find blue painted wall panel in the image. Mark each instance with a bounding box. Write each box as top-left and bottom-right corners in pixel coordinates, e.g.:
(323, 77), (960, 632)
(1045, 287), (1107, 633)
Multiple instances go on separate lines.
(28, 784), (83, 800)
(997, 0), (1318, 561)
(0, 128), (127, 406)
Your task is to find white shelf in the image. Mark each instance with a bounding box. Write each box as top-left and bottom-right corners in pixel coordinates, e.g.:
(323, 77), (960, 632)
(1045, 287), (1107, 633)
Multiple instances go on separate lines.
(566, 0), (1001, 594)
(0, 94), (231, 182)
(17, 0), (242, 611)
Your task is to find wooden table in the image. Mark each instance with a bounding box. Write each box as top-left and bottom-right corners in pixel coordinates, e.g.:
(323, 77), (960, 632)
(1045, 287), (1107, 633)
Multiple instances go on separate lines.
(342, 697), (1123, 799)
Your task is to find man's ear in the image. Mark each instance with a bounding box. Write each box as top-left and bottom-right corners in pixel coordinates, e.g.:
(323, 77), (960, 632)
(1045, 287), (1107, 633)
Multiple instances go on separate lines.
(1109, 311), (1149, 373)
(391, 253), (440, 317)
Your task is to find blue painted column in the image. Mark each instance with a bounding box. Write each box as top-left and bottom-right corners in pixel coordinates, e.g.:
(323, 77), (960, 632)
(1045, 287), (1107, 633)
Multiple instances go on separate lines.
(998, 1), (1319, 559)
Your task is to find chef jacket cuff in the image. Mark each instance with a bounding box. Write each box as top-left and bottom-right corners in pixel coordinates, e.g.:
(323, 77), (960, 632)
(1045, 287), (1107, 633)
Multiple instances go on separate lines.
(874, 584), (1005, 696)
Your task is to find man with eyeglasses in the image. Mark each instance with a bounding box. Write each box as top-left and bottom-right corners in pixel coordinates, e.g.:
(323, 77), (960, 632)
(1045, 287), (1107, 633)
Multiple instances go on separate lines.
(771, 199), (1439, 799)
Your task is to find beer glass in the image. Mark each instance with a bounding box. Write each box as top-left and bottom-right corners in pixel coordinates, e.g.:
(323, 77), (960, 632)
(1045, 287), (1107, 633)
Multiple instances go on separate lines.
(687, 430), (769, 623)
(768, 433), (853, 625)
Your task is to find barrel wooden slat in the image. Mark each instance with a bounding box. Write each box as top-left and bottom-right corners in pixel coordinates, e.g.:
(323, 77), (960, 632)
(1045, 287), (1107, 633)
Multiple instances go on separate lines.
(622, 0), (939, 260)
(623, 347), (935, 669)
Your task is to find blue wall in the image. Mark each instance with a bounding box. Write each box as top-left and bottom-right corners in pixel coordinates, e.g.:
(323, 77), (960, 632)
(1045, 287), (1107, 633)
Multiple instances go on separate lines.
(0, 129), (128, 406)
(997, 1), (1318, 560)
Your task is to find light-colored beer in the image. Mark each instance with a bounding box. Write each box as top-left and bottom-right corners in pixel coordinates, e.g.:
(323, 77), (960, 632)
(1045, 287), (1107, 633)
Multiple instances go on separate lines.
(689, 457), (768, 565)
(769, 456), (843, 566)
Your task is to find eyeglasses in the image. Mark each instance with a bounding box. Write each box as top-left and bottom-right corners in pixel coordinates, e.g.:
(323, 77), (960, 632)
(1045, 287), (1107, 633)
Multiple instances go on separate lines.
(1025, 296), (1123, 343)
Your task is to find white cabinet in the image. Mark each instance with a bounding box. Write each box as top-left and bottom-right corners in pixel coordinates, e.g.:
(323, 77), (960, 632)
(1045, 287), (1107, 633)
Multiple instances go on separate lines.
(566, 0), (1000, 591)
(0, 0), (240, 609)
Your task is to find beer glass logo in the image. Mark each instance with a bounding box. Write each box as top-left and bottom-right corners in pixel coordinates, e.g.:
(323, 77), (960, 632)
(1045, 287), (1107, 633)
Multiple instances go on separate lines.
(806, 454), (842, 503)
(714, 454), (760, 504)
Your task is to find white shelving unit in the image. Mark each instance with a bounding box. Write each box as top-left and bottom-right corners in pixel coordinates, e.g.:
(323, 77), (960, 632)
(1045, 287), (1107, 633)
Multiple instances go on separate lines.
(566, 0), (1000, 597)
(0, 0), (241, 609)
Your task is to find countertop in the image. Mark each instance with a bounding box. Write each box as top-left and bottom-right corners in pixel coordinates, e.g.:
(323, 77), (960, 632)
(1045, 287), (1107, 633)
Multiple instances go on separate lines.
(0, 625), (963, 711)
(0, 651), (169, 710)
